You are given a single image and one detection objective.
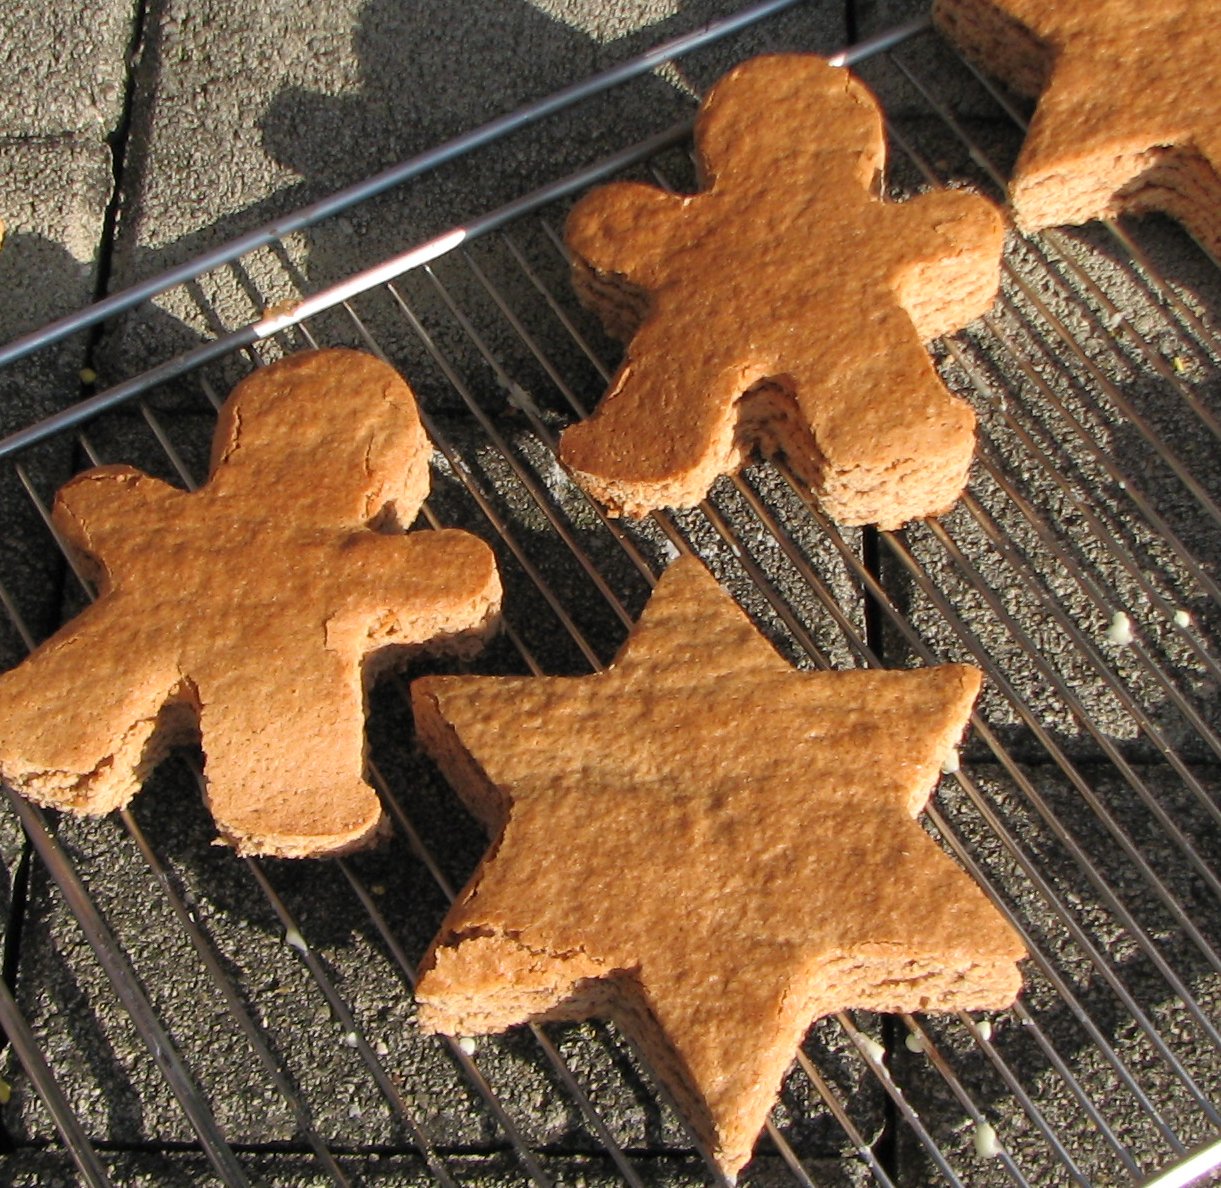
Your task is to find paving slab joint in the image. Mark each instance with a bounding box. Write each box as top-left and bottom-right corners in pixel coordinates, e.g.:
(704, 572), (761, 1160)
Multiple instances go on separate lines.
(93, 0), (154, 312)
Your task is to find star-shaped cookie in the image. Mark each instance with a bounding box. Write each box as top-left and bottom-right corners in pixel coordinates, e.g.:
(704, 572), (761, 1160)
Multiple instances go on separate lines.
(0, 349), (501, 858)
(412, 557), (1025, 1178)
(934, 0), (1220, 254)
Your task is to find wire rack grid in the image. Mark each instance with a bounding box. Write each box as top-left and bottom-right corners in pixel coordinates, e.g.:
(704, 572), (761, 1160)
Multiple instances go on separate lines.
(0, 5), (1217, 1186)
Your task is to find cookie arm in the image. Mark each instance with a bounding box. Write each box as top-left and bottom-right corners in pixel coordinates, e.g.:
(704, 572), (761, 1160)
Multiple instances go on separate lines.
(0, 599), (187, 815)
(52, 466), (184, 588)
(565, 182), (684, 288)
(888, 188), (1004, 341)
(1008, 53), (1172, 235)
(325, 529), (502, 658)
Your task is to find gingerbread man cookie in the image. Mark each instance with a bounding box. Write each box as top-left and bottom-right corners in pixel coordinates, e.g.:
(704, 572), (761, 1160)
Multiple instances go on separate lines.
(0, 349), (501, 858)
(560, 54), (1004, 529)
(934, 0), (1220, 256)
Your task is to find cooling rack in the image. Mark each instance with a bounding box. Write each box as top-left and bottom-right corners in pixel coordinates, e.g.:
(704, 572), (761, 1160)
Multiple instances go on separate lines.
(0, 3), (1218, 1185)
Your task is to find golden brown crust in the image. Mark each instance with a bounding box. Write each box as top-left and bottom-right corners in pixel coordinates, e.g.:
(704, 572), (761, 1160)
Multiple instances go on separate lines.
(933, 0), (1221, 255)
(412, 556), (1025, 1178)
(560, 54), (1003, 529)
(0, 348), (502, 858)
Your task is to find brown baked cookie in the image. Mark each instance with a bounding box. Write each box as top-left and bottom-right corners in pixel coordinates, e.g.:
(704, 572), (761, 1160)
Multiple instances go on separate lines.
(560, 54), (1004, 529)
(934, 0), (1220, 255)
(0, 348), (502, 858)
(412, 556), (1025, 1179)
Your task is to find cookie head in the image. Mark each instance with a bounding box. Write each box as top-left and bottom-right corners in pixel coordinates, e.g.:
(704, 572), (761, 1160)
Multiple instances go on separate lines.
(210, 348), (431, 529)
(696, 55), (883, 194)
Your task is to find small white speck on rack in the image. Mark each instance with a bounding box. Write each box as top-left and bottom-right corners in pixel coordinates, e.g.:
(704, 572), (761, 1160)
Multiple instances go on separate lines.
(1173, 609), (1192, 629)
(1105, 611), (1133, 646)
(283, 927), (308, 954)
(973, 1120), (1000, 1159)
(506, 382), (540, 418)
(904, 1031), (927, 1054)
(976, 1019), (994, 1043)
(458, 1036), (478, 1056)
(858, 1034), (886, 1066)
(940, 747), (961, 775)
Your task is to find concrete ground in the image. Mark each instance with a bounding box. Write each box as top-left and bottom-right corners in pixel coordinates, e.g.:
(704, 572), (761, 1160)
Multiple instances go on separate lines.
(0, 1), (1218, 1186)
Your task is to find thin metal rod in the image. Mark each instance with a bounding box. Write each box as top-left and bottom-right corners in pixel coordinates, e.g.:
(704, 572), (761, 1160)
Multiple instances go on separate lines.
(1139, 1137), (1221, 1188)
(797, 491), (1213, 1138)
(882, 528), (1221, 1062)
(924, 510), (1221, 892)
(792, 1050), (898, 1187)
(1007, 997), (1145, 1178)
(0, 972), (115, 1187)
(2, 791), (252, 1186)
(337, 862), (555, 1188)
(120, 806), (352, 1185)
(898, 1016), (1029, 1185)
(950, 326), (1221, 628)
(968, 428), (1221, 704)
(947, 1012), (1092, 1186)
(242, 858), (461, 1188)
(0, 325), (261, 462)
(927, 806), (1149, 1176)
(838, 1012), (967, 1187)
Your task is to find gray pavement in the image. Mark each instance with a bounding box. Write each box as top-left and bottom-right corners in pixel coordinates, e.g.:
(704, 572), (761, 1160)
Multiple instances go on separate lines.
(0, 1), (1218, 1186)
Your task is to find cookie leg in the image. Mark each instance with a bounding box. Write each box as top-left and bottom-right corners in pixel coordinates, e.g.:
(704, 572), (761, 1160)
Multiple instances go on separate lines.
(1010, 55), (1178, 237)
(196, 654), (385, 858)
(791, 323), (976, 529)
(559, 320), (758, 518)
